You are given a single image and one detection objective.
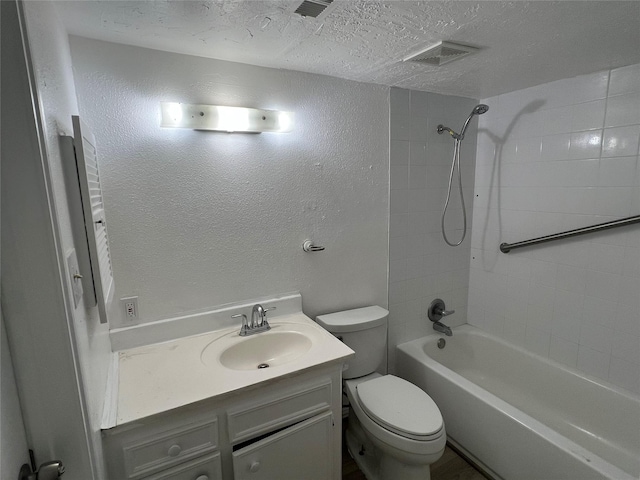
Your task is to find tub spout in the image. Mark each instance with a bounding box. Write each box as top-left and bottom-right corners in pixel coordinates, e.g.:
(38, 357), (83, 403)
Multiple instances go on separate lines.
(433, 321), (452, 336)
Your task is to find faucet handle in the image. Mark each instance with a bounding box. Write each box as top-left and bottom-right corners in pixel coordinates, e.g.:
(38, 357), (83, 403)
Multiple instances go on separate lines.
(232, 313), (249, 335)
(261, 307), (276, 326)
(428, 299), (454, 322)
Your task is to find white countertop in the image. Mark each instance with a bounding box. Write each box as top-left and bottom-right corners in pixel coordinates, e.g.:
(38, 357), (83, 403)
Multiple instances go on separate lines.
(108, 312), (354, 427)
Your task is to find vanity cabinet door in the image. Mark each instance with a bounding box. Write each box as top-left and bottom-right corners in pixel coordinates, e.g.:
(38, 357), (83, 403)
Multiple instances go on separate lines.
(232, 412), (333, 480)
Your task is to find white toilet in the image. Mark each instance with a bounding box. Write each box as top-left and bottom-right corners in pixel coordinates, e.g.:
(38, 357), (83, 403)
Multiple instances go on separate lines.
(316, 306), (446, 480)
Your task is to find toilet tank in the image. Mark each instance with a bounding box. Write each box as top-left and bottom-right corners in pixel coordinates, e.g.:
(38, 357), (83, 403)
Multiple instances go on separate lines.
(316, 306), (388, 379)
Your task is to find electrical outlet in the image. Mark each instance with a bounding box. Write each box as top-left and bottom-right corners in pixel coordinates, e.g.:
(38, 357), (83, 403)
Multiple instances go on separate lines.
(121, 296), (139, 320)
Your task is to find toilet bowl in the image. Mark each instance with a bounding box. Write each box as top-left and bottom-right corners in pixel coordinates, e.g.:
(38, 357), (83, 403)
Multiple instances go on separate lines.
(345, 373), (445, 480)
(316, 306), (446, 480)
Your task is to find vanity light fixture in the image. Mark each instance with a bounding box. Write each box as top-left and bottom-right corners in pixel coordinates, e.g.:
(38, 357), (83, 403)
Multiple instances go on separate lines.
(160, 102), (293, 133)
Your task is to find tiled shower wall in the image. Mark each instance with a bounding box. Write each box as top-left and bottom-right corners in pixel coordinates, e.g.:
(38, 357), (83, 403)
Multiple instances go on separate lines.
(388, 88), (478, 370)
(469, 64), (640, 394)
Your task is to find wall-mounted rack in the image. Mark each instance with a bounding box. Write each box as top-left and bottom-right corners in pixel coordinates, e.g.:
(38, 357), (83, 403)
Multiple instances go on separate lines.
(500, 215), (640, 253)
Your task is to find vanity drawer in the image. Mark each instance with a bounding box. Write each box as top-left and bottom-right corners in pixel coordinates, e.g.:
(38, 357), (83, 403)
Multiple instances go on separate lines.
(141, 452), (222, 480)
(124, 418), (218, 478)
(227, 377), (332, 444)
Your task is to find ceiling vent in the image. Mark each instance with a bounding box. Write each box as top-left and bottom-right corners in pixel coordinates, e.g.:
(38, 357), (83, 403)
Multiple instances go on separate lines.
(404, 41), (480, 66)
(294, 0), (334, 18)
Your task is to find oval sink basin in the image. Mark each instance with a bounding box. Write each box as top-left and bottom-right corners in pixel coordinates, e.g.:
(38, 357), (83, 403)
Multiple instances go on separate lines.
(204, 331), (313, 370)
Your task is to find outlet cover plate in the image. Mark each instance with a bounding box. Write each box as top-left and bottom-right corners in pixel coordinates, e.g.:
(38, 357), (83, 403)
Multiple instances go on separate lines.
(121, 296), (139, 321)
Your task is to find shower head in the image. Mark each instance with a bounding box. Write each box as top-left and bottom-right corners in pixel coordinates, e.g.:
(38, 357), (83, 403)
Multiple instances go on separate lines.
(473, 104), (489, 115)
(437, 104), (489, 141)
(459, 104), (489, 139)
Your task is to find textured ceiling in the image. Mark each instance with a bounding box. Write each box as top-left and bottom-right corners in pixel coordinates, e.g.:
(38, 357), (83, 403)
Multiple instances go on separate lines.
(55, 0), (640, 98)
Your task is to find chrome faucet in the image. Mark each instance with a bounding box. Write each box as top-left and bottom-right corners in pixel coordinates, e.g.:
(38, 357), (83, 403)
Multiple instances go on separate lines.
(432, 321), (452, 336)
(251, 304), (266, 328)
(232, 304), (275, 336)
(428, 298), (454, 336)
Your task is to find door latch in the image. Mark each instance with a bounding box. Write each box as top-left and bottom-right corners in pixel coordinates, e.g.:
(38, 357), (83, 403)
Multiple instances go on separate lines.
(19, 460), (65, 480)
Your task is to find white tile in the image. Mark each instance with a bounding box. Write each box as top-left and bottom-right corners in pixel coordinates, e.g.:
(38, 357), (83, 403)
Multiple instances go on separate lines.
(614, 302), (640, 336)
(390, 115), (413, 141)
(556, 265), (587, 293)
(389, 213), (408, 238)
(622, 247), (640, 277)
(569, 130), (602, 159)
(389, 235), (408, 260)
(611, 330), (640, 364)
(389, 257), (409, 283)
(562, 187), (597, 216)
(530, 260), (557, 286)
(390, 88), (410, 116)
(593, 187), (634, 216)
(598, 157), (638, 187)
(410, 141), (427, 166)
(579, 322), (613, 354)
(602, 125), (640, 157)
(410, 90), (429, 117)
(516, 137), (542, 163)
(525, 327), (551, 357)
(609, 64), (640, 96)
(581, 295), (616, 327)
(551, 311), (582, 344)
(388, 280), (408, 305)
(608, 357), (640, 394)
(587, 243), (625, 274)
(410, 116), (428, 142)
(549, 336), (579, 368)
(390, 166), (409, 190)
(408, 211), (428, 236)
(572, 100), (606, 132)
(390, 189), (409, 214)
(577, 345), (610, 380)
(390, 140), (410, 166)
(585, 270), (621, 302)
(541, 133), (571, 161)
(429, 142), (455, 166)
(605, 93), (640, 128)
(406, 255), (427, 280)
(409, 165), (427, 190)
(572, 70), (610, 103)
(408, 188), (428, 212)
(616, 275), (640, 308)
(503, 316), (526, 346)
(541, 106), (573, 136)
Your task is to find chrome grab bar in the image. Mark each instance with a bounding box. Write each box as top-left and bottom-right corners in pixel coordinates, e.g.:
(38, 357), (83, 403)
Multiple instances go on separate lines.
(500, 215), (640, 253)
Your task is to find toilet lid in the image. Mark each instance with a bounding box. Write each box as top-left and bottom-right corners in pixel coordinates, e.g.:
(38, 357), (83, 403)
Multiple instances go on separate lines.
(357, 375), (443, 440)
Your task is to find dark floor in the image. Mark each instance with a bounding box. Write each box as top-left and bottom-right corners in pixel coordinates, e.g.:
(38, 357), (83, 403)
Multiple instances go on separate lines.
(342, 440), (488, 480)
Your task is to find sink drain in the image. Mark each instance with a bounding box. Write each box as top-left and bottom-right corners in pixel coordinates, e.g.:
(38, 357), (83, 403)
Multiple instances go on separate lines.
(257, 363), (270, 369)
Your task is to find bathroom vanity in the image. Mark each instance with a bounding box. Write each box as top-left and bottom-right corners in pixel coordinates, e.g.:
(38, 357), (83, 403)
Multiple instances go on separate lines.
(101, 300), (353, 480)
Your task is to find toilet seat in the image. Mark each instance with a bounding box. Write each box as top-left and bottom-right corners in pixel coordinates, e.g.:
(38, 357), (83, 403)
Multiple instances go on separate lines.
(356, 375), (443, 441)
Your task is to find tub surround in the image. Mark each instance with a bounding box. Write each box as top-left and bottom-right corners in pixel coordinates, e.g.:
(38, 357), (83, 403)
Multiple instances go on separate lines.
(397, 325), (640, 480)
(388, 88), (478, 371)
(103, 294), (353, 427)
(469, 64), (640, 394)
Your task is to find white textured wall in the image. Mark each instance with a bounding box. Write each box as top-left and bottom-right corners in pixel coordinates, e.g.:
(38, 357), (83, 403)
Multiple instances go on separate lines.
(388, 88), (477, 371)
(69, 38), (389, 328)
(21, 1), (112, 476)
(469, 64), (640, 394)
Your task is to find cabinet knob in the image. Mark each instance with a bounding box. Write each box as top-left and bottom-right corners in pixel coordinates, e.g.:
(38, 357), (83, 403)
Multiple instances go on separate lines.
(195, 476), (209, 480)
(249, 461), (260, 473)
(167, 444), (181, 457)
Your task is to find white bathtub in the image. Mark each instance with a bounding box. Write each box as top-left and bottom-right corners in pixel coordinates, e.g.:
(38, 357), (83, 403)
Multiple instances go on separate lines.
(396, 325), (640, 480)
